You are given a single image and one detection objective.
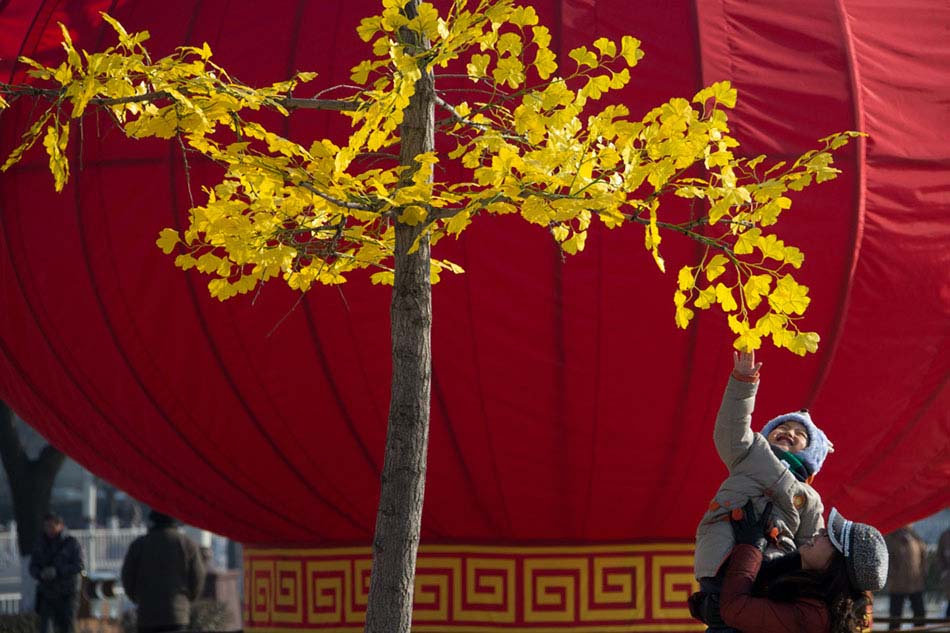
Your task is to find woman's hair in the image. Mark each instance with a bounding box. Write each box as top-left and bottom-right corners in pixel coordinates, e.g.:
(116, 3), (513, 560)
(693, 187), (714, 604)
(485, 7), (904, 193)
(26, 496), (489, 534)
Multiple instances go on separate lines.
(763, 551), (873, 633)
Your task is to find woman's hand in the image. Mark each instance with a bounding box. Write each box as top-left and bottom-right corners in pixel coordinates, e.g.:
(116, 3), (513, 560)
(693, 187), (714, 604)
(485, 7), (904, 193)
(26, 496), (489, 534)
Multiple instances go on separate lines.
(732, 351), (762, 382)
(730, 500), (773, 552)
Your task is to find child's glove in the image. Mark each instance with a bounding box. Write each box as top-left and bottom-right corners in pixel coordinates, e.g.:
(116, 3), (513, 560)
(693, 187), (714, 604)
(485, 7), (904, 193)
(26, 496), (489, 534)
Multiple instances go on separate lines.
(730, 500), (773, 553)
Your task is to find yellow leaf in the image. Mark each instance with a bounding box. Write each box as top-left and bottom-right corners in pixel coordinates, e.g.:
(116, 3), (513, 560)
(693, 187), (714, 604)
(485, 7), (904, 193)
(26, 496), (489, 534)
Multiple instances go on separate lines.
(788, 331), (820, 356)
(532, 47), (557, 80)
(521, 197), (552, 226)
(561, 230), (587, 254)
(742, 274), (772, 310)
(644, 209), (664, 272)
(609, 68), (630, 89)
(733, 227), (761, 255)
(568, 46), (597, 69)
(509, 6), (539, 27)
(756, 234), (786, 261)
(399, 205), (428, 226)
(768, 275), (811, 315)
(675, 305), (694, 329)
(351, 60), (377, 84)
(677, 266), (695, 291)
(694, 286), (716, 309)
(445, 210), (472, 235)
(531, 26), (552, 49)
(753, 312), (786, 335)
(731, 318), (761, 351)
(620, 36), (642, 67)
(496, 32), (523, 57)
(42, 121), (70, 192)
(357, 16), (382, 42)
(715, 282), (738, 311)
(174, 253), (197, 271)
(467, 53), (490, 80)
(410, 2), (441, 40)
(196, 252), (222, 273)
(705, 253), (728, 282)
(486, 201), (516, 214)
(783, 245), (804, 268)
(156, 228), (180, 254)
(771, 325), (794, 350)
(580, 74), (611, 102)
(592, 37), (616, 57)
(492, 56), (524, 89)
(693, 80), (737, 109)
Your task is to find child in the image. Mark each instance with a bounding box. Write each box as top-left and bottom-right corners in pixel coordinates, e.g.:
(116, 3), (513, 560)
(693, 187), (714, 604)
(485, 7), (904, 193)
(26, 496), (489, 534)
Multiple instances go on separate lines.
(691, 350), (833, 631)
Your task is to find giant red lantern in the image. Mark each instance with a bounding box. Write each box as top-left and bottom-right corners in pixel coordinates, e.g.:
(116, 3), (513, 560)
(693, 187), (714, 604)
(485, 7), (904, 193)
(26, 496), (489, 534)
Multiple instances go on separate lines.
(1, 1), (947, 631)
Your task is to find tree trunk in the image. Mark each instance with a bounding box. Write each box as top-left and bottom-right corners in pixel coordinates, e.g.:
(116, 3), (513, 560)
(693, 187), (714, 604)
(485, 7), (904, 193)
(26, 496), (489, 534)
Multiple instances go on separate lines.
(364, 2), (434, 632)
(0, 401), (66, 555)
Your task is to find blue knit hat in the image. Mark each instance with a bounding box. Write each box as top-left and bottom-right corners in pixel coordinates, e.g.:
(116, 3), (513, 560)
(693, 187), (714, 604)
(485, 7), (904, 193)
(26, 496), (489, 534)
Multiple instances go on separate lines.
(760, 409), (834, 476)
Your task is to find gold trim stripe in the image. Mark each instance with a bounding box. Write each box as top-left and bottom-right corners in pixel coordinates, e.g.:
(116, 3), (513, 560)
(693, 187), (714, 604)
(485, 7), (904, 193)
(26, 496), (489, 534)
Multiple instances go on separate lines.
(244, 543), (701, 633)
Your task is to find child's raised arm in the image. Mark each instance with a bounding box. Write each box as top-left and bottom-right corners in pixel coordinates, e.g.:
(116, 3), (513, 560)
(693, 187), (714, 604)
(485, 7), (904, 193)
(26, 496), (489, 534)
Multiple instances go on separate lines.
(713, 351), (762, 468)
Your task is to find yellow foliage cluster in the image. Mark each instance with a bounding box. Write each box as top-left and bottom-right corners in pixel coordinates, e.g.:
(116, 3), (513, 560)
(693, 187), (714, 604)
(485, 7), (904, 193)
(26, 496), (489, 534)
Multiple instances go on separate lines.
(0, 0), (860, 354)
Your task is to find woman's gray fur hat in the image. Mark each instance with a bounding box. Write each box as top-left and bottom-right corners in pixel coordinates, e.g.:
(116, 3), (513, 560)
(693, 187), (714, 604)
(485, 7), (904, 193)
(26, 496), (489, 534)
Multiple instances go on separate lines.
(827, 507), (888, 592)
(760, 409), (833, 476)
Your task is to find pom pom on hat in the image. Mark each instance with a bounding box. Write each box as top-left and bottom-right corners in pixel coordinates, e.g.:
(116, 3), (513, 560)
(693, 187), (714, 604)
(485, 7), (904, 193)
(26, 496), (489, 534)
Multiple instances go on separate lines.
(760, 409), (834, 476)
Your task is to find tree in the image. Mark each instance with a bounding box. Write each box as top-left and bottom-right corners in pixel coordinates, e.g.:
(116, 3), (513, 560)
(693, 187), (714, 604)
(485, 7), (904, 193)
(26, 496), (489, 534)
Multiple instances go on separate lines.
(0, 1), (857, 630)
(0, 401), (66, 556)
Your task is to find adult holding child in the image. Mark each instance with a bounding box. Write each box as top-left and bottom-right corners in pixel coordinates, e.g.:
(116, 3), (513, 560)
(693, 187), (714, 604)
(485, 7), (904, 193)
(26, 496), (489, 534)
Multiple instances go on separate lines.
(692, 350), (835, 632)
(719, 501), (888, 633)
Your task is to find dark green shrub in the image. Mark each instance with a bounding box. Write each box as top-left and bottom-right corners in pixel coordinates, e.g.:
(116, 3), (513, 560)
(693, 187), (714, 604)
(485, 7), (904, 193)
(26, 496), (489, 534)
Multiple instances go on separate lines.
(0, 612), (38, 633)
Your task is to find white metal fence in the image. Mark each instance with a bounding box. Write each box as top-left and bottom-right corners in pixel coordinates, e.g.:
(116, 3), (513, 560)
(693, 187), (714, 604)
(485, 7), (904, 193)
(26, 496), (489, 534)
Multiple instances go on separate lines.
(0, 526), (145, 573)
(0, 592), (20, 613)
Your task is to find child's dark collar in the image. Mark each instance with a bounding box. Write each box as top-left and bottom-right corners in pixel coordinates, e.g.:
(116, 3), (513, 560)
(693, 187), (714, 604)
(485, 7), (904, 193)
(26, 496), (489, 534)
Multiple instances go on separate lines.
(770, 445), (811, 483)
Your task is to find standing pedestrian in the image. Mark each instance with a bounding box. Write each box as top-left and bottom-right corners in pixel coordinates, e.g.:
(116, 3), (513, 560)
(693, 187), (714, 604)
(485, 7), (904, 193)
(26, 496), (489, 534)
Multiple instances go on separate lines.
(884, 525), (928, 630)
(30, 512), (84, 633)
(121, 510), (206, 633)
(937, 527), (950, 619)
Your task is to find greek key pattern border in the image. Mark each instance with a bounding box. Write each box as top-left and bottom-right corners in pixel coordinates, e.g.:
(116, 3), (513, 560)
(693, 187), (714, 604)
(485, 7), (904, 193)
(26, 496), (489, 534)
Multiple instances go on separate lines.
(243, 544), (702, 632)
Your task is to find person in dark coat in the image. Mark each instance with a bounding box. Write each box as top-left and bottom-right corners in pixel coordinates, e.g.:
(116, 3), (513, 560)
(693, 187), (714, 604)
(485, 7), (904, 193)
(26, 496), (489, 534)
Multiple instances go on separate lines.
(121, 511), (206, 633)
(884, 525), (928, 629)
(29, 512), (84, 633)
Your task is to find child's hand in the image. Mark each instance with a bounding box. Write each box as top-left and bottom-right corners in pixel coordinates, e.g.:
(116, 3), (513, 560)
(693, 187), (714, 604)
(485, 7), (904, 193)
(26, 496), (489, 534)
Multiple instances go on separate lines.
(733, 351), (762, 382)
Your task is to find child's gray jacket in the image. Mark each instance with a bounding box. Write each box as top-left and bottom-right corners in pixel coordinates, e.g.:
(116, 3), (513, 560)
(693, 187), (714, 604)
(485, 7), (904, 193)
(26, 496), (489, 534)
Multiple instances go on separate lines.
(693, 377), (824, 579)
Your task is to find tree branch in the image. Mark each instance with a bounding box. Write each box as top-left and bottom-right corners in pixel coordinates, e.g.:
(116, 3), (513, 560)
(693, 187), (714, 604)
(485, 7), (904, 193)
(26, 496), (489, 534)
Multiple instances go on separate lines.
(35, 443), (66, 474)
(282, 97), (358, 112)
(434, 96), (530, 143)
(297, 181), (381, 212)
(0, 401), (26, 481)
(434, 96), (489, 132)
(0, 83), (358, 112)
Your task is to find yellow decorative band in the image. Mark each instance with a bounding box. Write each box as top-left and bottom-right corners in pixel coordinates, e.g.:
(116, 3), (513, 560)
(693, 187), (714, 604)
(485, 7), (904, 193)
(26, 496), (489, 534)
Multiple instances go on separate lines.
(243, 543), (702, 633)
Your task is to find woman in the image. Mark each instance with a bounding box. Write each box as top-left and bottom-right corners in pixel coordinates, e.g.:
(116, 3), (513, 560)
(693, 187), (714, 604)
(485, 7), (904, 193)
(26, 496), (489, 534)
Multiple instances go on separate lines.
(720, 501), (888, 633)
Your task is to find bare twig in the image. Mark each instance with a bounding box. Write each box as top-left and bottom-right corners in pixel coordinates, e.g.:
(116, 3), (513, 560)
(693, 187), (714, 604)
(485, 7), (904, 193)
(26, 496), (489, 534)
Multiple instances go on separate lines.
(297, 181), (380, 212)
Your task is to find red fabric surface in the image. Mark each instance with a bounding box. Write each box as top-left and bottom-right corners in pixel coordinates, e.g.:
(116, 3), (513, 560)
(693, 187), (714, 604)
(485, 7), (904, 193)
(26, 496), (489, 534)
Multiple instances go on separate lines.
(0, 1), (947, 546)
